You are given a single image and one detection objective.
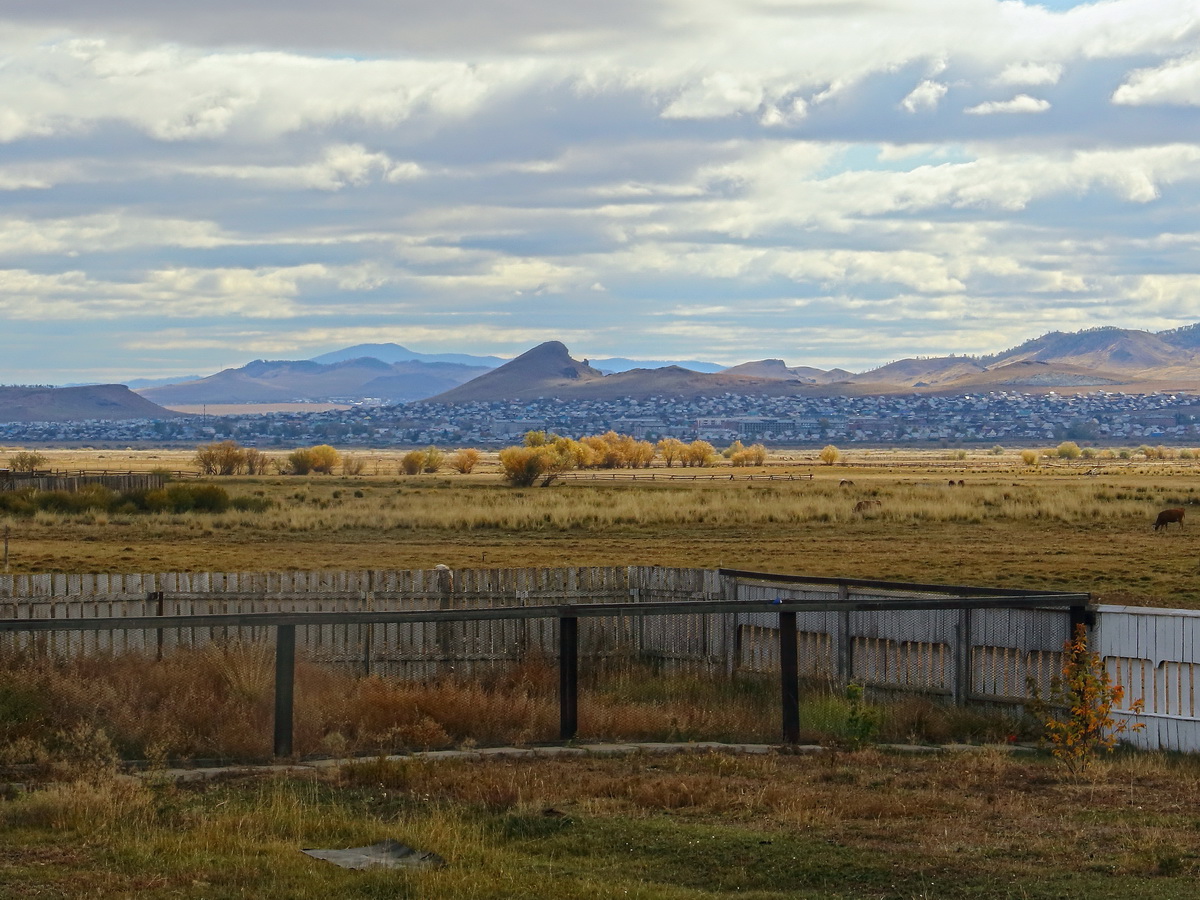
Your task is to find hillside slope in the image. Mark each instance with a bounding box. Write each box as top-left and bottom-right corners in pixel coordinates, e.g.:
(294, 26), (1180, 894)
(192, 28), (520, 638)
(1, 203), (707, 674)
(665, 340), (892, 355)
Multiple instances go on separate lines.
(0, 385), (183, 422)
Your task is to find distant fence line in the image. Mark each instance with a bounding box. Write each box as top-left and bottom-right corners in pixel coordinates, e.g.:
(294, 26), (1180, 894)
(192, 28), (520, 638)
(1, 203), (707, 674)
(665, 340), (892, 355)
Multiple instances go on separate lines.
(555, 472), (815, 482)
(0, 565), (1195, 752)
(0, 471), (168, 493)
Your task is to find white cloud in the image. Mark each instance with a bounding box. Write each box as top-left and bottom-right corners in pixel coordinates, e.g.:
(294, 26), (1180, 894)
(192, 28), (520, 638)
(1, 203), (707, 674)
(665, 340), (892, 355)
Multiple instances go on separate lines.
(183, 144), (425, 190)
(995, 61), (1063, 85)
(0, 38), (540, 143)
(901, 80), (948, 113)
(1113, 53), (1200, 106)
(0, 215), (230, 256)
(2, 1), (1200, 379)
(964, 94), (1052, 115)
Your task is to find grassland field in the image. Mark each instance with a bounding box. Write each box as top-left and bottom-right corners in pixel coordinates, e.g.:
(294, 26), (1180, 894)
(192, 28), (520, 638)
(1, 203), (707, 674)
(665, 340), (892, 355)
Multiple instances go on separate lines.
(6, 446), (1200, 898)
(2, 446), (1199, 608)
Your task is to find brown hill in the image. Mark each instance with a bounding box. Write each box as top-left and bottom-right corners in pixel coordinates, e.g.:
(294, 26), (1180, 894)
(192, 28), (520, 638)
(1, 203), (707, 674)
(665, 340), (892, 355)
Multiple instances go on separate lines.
(986, 327), (1195, 375)
(0, 385), (183, 423)
(429, 341), (606, 402)
(431, 343), (904, 402)
(721, 359), (842, 383)
(850, 357), (986, 388)
(935, 360), (1127, 391)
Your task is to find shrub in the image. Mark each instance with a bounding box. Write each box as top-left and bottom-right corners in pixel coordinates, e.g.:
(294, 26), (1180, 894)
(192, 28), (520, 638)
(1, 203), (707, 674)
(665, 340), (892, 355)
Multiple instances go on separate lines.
(449, 448), (482, 474)
(166, 483), (231, 513)
(341, 455), (366, 476)
(399, 451), (425, 475)
(1020, 449), (1040, 467)
(194, 441), (247, 475)
(287, 448), (316, 475)
(499, 442), (576, 487)
(6, 451), (46, 473)
(308, 445), (341, 475)
(1056, 441), (1082, 460)
(422, 446), (445, 473)
(231, 496), (271, 512)
(819, 445), (840, 466)
(1027, 624), (1144, 775)
(729, 444), (767, 467)
(722, 440), (745, 459)
(243, 448), (272, 475)
(498, 446), (551, 487)
(37, 487), (112, 514)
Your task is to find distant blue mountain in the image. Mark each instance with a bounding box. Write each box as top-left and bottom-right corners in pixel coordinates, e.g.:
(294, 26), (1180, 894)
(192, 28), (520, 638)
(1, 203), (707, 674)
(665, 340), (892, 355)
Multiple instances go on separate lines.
(310, 343), (507, 368)
(310, 344), (725, 374)
(589, 357), (724, 374)
(65, 375), (202, 389)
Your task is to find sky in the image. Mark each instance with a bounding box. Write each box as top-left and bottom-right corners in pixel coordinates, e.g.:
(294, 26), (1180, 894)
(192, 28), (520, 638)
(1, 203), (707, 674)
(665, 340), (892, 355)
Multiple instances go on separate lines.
(1, 0), (1199, 384)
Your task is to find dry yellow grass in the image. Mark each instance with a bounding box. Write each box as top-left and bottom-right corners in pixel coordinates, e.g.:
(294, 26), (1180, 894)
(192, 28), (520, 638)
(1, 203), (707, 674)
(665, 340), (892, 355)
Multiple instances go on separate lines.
(1, 447), (1198, 606)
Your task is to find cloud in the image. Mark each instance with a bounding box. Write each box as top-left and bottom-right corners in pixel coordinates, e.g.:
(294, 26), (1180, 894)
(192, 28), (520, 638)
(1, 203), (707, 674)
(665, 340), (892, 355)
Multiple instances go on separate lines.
(964, 94), (1052, 115)
(183, 144), (425, 190)
(0, 38), (539, 143)
(1113, 53), (1200, 106)
(900, 80), (948, 113)
(3, 1), (1200, 380)
(995, 62), (1063, 86)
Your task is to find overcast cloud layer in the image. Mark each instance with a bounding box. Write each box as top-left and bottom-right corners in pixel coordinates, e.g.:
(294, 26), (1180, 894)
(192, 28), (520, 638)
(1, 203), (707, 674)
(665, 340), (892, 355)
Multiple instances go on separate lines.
(2, 0), (1199, 383)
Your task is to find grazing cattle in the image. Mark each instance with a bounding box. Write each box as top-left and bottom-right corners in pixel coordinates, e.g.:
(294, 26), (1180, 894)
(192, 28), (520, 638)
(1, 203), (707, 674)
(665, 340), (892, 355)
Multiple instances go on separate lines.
(1154, 508), (1185, 531)
(839, 479), (855, 487)
(854, 499), (882, 514)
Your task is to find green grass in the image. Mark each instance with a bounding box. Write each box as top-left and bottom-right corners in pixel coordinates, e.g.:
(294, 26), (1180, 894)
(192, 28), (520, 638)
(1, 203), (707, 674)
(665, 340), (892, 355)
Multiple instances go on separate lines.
(5, 750), (1200, 899)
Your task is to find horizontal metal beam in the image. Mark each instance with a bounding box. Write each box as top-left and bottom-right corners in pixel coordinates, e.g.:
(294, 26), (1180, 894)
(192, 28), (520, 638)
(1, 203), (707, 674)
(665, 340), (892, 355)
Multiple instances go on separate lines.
(0, 594), (1090, 633)
(719, 567), (1082, 599)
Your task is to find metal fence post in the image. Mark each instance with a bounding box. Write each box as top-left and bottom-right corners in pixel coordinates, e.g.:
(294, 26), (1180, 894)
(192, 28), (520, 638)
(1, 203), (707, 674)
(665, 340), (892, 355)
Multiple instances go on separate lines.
(837, 583), (852, 685)
(953, 608), (971, 705)
(779, 610), (800, 744)
(274, 624), (296, 758)
(559, 615), (579, 740)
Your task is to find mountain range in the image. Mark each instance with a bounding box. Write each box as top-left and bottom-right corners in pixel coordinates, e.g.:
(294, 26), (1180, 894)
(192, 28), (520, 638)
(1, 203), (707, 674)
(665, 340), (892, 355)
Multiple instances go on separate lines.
(6, 324), (1200, 422)
(428, 325), (1200, 403)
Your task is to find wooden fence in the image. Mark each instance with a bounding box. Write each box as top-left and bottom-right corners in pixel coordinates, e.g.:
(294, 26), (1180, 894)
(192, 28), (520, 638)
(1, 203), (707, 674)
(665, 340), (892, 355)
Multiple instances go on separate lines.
(0, 471), (166, 493)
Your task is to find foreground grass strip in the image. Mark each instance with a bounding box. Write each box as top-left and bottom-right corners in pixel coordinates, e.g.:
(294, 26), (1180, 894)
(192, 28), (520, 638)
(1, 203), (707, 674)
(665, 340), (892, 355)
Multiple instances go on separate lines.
(3, 750), (1200, 898)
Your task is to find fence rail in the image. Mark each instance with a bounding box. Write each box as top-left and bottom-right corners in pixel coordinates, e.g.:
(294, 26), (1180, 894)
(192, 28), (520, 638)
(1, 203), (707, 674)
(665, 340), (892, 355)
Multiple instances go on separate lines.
(0, 566), (1093, 756)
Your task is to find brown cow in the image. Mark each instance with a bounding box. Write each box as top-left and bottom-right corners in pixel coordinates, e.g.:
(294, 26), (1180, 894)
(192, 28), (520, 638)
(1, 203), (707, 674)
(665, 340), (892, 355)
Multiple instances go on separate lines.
(1154, 508), (1185, 531)
(854, 499), (882, 514)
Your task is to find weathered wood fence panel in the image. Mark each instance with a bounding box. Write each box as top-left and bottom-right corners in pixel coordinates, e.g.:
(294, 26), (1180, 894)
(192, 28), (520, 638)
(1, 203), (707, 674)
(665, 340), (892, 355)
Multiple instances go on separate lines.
(0, 472), (166, 493)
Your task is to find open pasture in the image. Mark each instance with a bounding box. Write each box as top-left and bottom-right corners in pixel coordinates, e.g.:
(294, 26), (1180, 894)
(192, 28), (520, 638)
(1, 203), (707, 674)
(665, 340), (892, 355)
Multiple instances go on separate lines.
(1, 447), (1198, 607)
